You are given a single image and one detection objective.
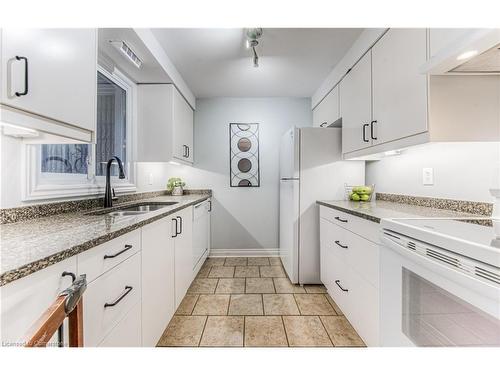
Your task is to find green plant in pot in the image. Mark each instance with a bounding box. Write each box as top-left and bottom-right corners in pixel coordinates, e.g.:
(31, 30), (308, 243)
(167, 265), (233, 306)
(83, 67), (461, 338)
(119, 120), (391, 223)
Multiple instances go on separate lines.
(167, 177), (186, 196)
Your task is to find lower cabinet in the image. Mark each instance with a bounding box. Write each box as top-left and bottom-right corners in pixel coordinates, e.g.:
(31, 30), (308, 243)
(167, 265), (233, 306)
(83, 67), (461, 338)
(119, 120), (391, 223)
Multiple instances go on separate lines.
(0, 257), (77, 346)
(141, 216), (176, 347)
(174, 206), (194, 309)
(319, 206), (380, 346)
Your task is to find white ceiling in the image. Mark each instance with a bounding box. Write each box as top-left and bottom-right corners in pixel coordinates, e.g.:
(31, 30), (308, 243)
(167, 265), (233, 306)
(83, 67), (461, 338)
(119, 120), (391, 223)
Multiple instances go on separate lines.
(151, 28), (363, 98)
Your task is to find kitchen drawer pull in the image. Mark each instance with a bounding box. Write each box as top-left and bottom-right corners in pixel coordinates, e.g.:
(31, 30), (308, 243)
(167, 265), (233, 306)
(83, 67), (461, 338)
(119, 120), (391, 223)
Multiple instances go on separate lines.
(370, 120), (378, 140)
(15, 56), (29, 97)
(208, 200), (212, 212)
(335, 280), (348, 292)
(103, 244), (133, 259)
(172, 218), (178, 238)
(186, 146), (190, 158)
(334, 216), (348, 223)
(362, 124), (369, 142)
(334, 240), (348, 249)
(61, 271), (76, 282)
(320, 121), (328, 128)
(177, 216), (183, 235)
(104, 286), (133, 308)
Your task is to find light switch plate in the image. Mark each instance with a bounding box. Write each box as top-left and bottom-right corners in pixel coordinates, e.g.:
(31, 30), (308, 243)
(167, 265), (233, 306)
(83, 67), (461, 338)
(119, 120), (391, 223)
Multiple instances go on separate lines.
(422, 167), (434, 185)
(148, 173), (154, 185)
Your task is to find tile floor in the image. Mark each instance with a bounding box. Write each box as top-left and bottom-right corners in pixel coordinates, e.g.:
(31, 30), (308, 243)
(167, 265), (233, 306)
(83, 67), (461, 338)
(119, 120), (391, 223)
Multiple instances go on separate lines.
(157, 257), (365, 347)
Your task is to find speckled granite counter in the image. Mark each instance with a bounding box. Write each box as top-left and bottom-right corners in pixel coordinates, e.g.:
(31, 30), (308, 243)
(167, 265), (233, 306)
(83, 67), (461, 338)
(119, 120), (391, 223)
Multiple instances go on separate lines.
(316, 199), (487, 224)
(0, 193), (210, 286)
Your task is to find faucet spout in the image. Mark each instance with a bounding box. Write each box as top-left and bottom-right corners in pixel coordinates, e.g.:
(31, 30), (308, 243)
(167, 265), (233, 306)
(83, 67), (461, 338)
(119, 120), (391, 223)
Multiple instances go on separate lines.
(104, 156), (125, 208)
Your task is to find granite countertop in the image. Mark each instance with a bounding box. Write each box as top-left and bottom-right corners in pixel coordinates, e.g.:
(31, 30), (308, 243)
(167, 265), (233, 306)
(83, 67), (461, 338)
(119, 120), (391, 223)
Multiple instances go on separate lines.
(316, 199), (487, 223)
(0, 193), (210, 286)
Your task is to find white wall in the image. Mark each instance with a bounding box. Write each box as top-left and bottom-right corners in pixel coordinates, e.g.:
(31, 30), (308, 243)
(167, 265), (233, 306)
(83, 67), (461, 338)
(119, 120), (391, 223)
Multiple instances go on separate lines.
(366, 142), (500, 203)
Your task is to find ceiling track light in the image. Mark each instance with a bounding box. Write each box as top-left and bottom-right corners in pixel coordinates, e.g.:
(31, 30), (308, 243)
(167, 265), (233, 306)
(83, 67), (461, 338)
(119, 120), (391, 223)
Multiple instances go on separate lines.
(245, 28), (263, 68)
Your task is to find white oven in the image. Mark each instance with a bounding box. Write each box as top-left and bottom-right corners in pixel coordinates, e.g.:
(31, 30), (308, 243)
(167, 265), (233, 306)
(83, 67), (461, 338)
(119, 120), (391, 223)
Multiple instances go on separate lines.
(379, 218), (500, 347)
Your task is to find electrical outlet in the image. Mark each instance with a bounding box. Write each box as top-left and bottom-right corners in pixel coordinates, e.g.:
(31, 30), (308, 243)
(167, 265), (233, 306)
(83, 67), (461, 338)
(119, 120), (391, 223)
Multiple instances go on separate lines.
(422, 167), (434, 186)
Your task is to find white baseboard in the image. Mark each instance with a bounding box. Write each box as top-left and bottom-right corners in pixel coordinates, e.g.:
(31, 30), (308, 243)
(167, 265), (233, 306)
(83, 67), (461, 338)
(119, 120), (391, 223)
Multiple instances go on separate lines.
(209, 248), (279, 257)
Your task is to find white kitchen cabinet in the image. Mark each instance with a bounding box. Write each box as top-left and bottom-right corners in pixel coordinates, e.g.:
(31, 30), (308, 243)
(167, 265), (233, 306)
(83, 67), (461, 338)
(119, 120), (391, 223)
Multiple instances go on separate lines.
(340, 51), (373, 154)
(174, 206), (194, 309)
(141, 216), (176, 347)
(319, 205), (380, 346)
(312, 85), (340, 128)
(0, 29), (97, 142)
(137, 84), (194, 164)
(0, 257), (77, 346)
(371, 28), (428, 144)
(98, 302), (141, 347)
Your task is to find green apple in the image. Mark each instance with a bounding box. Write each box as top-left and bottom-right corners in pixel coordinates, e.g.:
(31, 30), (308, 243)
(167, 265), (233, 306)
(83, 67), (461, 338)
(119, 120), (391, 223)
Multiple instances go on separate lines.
(360, 194), (370, 201)
(351, 193), (360, 201)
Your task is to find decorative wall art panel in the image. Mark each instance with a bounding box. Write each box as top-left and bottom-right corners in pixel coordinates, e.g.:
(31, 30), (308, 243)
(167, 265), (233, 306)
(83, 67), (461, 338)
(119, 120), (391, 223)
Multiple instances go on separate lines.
(229, 123), (260, 187)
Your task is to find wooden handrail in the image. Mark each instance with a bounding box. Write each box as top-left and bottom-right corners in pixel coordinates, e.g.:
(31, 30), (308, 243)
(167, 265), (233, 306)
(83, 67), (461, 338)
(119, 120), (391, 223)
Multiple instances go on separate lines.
(23, 274), (86, 347)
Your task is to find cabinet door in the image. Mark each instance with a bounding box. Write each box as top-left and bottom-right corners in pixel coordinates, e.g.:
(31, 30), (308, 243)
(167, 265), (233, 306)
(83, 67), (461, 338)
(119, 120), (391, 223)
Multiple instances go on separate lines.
(172, 88), (194, 163)
(0, 257), (77, 346)
(371, 29), (428, 145)
(174, 206), (194, 308)
(141, 216), (176, 347)
(340, 51), (372, 154)
(313, 85), (340, 127)
(1, 29), (97, 132)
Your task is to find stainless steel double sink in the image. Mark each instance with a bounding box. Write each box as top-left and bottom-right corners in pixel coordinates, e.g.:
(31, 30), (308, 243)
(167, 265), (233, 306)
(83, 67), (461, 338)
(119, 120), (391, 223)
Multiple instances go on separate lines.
(90, 202), (178, 217)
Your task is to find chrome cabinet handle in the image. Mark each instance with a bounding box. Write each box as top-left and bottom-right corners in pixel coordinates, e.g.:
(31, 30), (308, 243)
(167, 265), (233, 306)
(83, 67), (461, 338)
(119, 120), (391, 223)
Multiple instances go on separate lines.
(362, 123), (369, 142)
(370, 120), (378, 140)
(334, 216), (348, 223)
(103, 244), (133, 259)
(172, 218), (178, 238)
(335, 280), (348, 292)
(334, 240), (348, 249)
(104, 286), (133, 308)
(15, 56), (29, 97)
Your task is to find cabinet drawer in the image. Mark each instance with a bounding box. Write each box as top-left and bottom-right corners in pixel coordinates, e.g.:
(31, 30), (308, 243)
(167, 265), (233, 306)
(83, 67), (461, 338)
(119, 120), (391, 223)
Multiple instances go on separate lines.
(98, 302), (141, 347)
(320, 205), (380, 244)
(84, 252), (141, 346)
(325, 253), (350, 315)
(78, 230), (141, 283)
(339, 263), (379, 346)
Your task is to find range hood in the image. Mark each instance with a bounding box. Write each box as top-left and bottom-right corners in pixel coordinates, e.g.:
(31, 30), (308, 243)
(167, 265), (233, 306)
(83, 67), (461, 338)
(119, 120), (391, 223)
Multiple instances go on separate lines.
(451, 43), (500, 73)
(421, 29), (500, 75)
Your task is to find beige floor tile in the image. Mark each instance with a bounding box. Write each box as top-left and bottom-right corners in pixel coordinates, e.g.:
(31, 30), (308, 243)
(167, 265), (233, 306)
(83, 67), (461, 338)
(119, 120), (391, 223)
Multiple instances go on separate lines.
(294, 294), (336, 315)
(234, 265), (260, 278)
(204, 257), (226, 266)
(157, 316), (207, 347)
(199, 316), (244, 347)
(208, 266), (235, 278)
(263, 294), (300, 315)
(269, 257), (282, 266)
(320, 316), (365, 347)
(175, 294), (199, 315)
(247, 257), (270, 266)
(216, 278), (245, 294)
(228, 294), (263, 315)
(304, 285), (327, 294)
(246, 278), (275, 293)
(273, 278), (306, 294)
(283, 316), (333, 347)
(187, 278), (218, 294)
(244, 316), (288, 347)
(260, 265), (286, 278)
(326, 294), (344, 315)
(224, 257), (248, 266)
(192, 294), (230, 315)
(195, 265), (211, 278)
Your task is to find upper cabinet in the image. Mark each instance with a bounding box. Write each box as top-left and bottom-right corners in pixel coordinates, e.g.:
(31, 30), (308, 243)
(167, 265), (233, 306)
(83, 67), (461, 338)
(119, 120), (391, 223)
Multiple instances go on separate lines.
(0, 29), (97, 142)
(371, 28), (428, 145)
(341, 29), (428, 156)
(341, 51), (373, 154)
(312, 85), (340, 128)
(137, 84), (194, 164)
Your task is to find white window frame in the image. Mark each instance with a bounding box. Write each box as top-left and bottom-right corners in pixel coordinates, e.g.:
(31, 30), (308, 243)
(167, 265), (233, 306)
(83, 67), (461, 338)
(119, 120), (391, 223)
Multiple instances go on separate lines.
(22, 66), (137, 202)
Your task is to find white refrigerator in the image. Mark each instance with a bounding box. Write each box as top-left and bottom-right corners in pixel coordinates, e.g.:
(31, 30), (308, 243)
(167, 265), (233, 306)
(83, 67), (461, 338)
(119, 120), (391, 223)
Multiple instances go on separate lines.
(279, 127), (364, 284)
